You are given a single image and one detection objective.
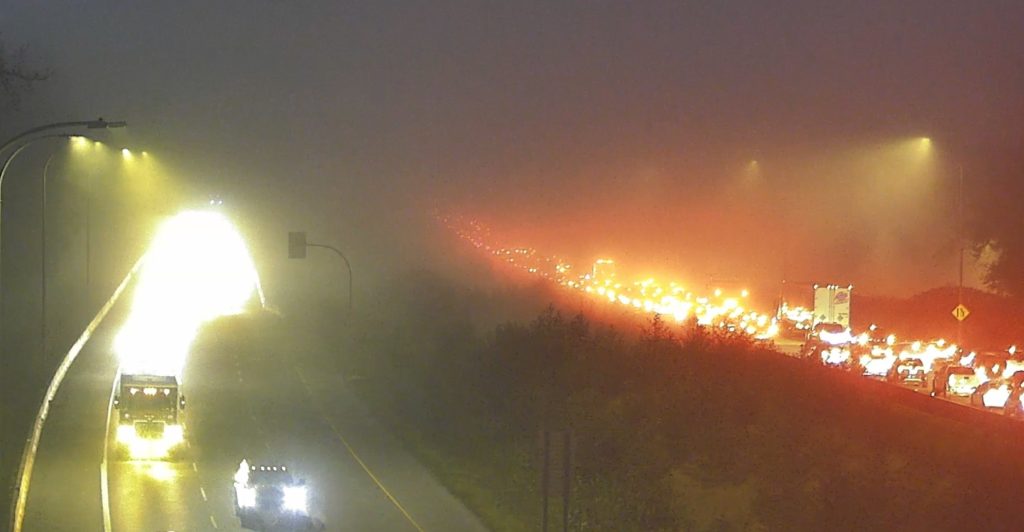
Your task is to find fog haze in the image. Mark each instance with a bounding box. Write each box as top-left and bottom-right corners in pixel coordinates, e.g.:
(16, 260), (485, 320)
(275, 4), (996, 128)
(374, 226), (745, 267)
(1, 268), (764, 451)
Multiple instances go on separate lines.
(5, 1), (1024, 297)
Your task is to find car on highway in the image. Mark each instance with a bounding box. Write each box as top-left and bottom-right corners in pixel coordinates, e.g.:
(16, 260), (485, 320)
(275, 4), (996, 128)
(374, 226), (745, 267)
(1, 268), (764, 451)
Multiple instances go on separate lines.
(801, 323), (855, 365)
(808, 322), (851, 343)
(857, 345), (896, 379)
(969, 352), (1011, 380)
(1004, 382), (1024, 419)
(970, 372), (1024, 410)
(931, 365), (983, 398)
(234, 459), (322, 531)
(887, 358), (927, 387)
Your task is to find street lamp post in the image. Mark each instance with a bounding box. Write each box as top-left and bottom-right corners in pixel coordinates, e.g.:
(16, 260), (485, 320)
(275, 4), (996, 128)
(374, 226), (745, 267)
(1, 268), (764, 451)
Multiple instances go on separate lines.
(0, 118), (125, 155)
(920, 138), (968, 350)
(0, 135), (81, 364)
(40, 148), (57, 361)
(957, 164), (965, 349)
(39, 136), (98, 362)
(85, 182), (92, 292)
(0, 119), (124, 365)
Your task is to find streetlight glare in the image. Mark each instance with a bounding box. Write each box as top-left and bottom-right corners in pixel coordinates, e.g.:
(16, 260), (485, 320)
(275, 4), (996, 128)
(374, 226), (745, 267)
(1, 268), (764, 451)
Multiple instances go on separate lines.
(913, 137), (933, 157)
(70, 136), (91, 151)
(115, 210), (260, 378)
(121, 148), (133, 159)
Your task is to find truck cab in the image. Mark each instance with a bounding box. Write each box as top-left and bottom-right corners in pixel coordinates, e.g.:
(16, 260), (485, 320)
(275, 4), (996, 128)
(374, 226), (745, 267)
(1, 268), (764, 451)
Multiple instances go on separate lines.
(113, 373), (186, 459)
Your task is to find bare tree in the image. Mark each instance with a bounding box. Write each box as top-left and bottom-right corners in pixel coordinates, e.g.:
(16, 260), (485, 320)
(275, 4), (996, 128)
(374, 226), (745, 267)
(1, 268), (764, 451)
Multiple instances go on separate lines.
(0, 34), (50, 111)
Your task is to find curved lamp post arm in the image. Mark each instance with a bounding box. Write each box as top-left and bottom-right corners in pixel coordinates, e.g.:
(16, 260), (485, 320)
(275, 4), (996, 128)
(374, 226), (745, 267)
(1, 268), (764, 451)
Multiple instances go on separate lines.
(0, 119), (125, 156)
(0, 133), (91, 364)
(307, 243), (353, 313)
(0, 142), (36, 194)
(0, 134), (80, 193)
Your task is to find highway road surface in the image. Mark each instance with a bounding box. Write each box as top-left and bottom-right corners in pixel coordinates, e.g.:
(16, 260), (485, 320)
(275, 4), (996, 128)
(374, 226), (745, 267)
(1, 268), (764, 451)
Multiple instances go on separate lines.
(20, 295), (486, 531)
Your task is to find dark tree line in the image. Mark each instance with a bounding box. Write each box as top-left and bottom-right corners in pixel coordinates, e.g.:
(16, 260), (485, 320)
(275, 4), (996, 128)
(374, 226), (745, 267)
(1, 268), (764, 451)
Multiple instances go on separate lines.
(0, 34), (49, 113)
(961, 148), (1024, 297)
(343, 269), (1024, 531)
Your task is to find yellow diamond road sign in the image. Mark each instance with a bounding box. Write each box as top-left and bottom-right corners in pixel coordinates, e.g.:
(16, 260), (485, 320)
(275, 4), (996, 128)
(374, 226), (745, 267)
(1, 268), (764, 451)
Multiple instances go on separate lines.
(952, 304), (970, 321)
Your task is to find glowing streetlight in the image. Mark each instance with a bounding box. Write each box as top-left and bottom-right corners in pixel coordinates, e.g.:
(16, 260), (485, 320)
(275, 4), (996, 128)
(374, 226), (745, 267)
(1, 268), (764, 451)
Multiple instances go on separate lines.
(916, 137), (932, 155)
(0, 118), (125, 156)
(121, 148), (133, 159)
(917, 136), (966, 346)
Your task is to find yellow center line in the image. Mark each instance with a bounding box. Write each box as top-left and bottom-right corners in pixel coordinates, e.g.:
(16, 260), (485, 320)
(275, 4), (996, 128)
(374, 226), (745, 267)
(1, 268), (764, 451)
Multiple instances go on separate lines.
(294, 367), (425, 532)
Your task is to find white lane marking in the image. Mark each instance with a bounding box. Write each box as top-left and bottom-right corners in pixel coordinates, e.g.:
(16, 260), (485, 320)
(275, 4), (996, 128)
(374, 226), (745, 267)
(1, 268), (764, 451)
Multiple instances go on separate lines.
(200, 487), (208, 501)
(209, 515), (218, 528)
(9, 257), (141, 532)
(100, 370), (121, 532)
(294, 367), (425, 532)
(192, 462), (199, 473)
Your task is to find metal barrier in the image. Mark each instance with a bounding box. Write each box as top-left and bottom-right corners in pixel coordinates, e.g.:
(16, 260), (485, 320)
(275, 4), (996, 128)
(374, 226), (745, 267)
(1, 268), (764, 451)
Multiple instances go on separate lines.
(8, 258), (141, 532)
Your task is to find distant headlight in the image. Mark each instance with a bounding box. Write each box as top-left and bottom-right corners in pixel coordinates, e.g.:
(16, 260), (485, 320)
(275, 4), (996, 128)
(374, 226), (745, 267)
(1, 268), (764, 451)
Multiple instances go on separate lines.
(283, 485), (308, 514)
(235, 485), (257, 508)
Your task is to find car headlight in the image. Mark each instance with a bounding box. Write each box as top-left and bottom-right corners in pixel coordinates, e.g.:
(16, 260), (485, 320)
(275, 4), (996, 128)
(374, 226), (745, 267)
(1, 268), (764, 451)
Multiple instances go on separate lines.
(235, 485), (257, 508)
(283, 485), (307, 514)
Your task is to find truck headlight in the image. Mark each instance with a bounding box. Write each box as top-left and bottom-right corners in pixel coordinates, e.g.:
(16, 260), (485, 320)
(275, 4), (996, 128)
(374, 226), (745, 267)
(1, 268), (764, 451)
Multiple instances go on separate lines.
(283, 485), (307, 514)
(116, 424), (137, 444)
(163, 425), (184, 446)
(235, 485), (257, 508)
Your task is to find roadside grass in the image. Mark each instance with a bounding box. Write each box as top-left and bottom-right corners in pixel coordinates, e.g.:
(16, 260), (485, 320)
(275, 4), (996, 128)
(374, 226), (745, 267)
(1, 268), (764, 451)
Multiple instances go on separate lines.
(319, 270), (1024, 531)
(351, 380), (535, 531)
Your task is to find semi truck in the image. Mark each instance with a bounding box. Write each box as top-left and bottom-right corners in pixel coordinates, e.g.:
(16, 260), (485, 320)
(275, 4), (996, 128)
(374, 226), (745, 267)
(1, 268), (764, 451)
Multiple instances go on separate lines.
(113, 373), (186, 459)
(812, 284), (852, 329)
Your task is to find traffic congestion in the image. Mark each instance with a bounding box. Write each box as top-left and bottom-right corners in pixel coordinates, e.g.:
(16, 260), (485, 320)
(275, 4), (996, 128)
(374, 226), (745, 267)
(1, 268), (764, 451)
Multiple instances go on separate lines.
(445, 215), (1024, 420)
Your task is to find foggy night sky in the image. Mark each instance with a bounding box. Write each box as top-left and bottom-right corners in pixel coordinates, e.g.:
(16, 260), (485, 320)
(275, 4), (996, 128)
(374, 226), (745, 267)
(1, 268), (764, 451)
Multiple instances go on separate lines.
(4, 1), (1024, 298)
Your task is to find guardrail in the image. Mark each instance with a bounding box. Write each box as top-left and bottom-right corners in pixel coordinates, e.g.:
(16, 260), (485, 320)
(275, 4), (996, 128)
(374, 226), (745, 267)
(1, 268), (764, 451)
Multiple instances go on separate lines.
(8, 258), (141, 532)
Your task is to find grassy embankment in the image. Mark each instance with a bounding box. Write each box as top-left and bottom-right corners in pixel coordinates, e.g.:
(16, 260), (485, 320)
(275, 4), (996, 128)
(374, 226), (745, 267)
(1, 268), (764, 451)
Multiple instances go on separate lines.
(325, 270), (1024, 531)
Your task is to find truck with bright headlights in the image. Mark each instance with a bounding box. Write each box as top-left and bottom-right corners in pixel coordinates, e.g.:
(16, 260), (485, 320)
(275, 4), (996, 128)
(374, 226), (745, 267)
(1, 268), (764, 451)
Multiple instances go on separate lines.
(113, 373), (186, 459)
(234, 459), (320, 530)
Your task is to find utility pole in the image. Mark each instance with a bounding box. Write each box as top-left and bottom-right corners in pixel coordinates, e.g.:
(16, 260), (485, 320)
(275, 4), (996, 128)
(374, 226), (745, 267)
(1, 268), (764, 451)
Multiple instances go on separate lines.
(957, 164), (964, 349)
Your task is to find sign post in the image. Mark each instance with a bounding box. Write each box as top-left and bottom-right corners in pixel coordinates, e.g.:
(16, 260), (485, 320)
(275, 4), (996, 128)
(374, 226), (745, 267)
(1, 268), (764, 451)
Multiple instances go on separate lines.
(288, 231), (352, 313)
